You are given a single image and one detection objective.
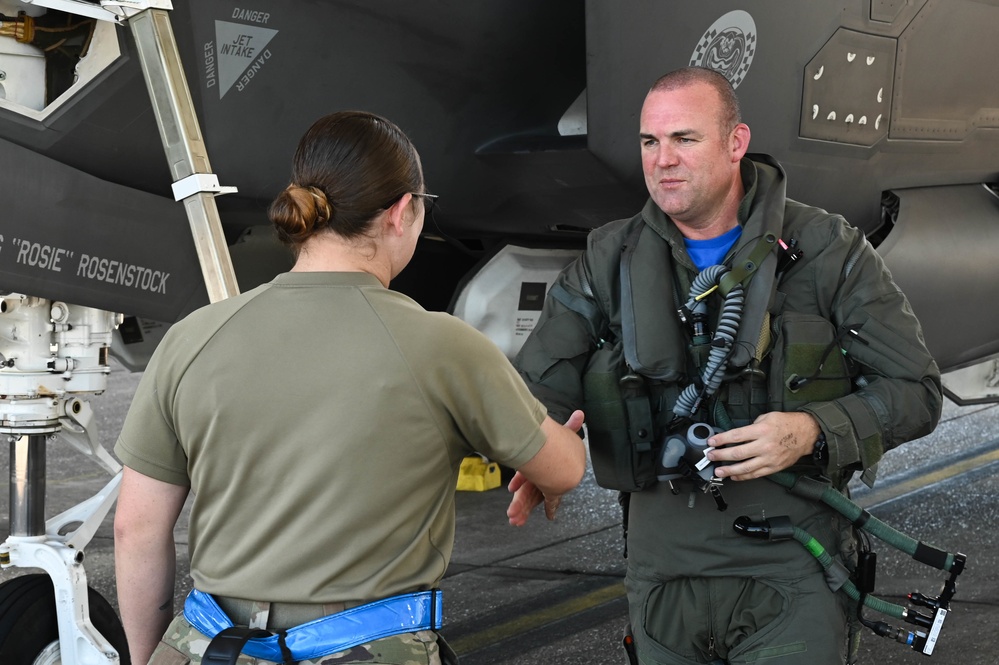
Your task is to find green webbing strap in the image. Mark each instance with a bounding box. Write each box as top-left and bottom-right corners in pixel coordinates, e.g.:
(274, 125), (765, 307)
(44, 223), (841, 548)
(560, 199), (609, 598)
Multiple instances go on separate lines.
(624, 394), (654, 453)
(549, 281), (601, 325)
(719, 232), (777, 296)
(620, 223), (647, 374)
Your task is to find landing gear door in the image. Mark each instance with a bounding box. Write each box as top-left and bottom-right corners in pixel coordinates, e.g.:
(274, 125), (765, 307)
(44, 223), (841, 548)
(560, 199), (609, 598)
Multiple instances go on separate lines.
(450, 245), (582, 360)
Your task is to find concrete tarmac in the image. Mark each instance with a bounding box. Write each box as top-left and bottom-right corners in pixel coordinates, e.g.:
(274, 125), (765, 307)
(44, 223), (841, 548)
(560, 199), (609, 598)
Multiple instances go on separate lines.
(1, 361), (997, 664)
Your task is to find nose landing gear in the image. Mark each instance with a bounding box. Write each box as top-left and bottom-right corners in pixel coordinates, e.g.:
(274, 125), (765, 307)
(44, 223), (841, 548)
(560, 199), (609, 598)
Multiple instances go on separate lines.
(0, 574), (129, 664)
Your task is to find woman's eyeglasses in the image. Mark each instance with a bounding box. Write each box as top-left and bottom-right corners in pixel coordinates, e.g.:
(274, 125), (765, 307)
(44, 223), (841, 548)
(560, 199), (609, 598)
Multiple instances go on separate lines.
(411, 192), (439, 215)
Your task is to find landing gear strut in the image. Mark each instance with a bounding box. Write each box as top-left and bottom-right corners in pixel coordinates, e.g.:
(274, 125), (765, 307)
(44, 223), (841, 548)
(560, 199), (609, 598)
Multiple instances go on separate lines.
(1, 295), (126, 664)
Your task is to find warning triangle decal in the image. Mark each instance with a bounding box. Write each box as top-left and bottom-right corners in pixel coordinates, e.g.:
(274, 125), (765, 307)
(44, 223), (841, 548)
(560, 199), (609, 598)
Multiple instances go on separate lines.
(215, 20), (278, 99)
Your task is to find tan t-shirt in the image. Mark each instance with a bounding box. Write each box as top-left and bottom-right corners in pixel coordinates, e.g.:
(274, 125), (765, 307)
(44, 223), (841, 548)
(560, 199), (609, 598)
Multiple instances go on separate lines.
(115, 271), (546, 603)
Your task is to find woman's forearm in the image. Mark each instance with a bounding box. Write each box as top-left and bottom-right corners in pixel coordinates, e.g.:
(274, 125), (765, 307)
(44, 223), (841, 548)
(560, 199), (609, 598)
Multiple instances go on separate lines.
(114, 467), (189, 664)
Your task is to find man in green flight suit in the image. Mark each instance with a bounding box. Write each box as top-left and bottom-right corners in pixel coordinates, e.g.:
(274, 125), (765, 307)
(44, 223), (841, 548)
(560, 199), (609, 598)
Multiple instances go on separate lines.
(508, 67), (942, 664)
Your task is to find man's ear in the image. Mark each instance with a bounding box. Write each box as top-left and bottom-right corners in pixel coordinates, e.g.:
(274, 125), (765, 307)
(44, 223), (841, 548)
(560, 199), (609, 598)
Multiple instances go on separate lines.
(731, 123), (751, 162)
(384, 193), (413, 236)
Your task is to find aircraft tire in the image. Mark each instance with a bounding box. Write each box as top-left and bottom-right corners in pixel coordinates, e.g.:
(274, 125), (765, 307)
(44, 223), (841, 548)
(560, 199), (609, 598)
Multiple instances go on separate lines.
(0, 574), (130, 664)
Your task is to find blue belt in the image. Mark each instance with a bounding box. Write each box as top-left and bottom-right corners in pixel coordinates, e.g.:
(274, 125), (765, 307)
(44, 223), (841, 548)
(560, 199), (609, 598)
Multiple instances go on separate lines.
(184, 588), (443, 662)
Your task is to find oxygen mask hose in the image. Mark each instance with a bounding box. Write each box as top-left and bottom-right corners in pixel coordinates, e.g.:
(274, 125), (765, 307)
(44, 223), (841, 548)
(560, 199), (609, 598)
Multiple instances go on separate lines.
(673, 265), (745, 419)
(661, 265), (746, 509)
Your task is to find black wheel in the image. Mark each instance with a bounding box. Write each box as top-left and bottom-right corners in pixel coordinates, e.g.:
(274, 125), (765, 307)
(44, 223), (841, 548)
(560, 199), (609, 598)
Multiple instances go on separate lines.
(0, 574), (130, 664)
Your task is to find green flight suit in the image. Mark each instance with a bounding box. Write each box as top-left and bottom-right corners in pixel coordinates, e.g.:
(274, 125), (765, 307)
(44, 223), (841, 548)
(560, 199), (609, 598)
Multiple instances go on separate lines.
(515, 154), (942, 664)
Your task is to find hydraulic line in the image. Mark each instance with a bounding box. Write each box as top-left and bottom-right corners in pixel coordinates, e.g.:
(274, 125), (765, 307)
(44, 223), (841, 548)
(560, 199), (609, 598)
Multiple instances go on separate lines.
(674, 265), (745, 419)
(768, 471), (961, 573)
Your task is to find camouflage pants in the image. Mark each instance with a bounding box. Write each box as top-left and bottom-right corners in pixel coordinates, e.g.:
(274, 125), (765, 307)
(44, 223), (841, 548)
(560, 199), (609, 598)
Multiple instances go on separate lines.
(149, 614), (443, 665)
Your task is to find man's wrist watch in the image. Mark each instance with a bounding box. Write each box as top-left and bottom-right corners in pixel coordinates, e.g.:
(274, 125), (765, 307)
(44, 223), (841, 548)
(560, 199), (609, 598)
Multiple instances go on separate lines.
(813, 432), (829, 468)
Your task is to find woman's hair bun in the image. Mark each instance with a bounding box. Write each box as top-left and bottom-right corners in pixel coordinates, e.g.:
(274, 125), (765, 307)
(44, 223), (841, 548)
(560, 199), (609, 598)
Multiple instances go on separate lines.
(269, 183), (333, 242)
(305, 186), (333, 225)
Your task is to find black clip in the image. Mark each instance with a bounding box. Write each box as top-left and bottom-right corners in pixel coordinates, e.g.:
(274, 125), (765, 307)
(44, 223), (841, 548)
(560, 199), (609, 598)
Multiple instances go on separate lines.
(776, 238), (804, 278)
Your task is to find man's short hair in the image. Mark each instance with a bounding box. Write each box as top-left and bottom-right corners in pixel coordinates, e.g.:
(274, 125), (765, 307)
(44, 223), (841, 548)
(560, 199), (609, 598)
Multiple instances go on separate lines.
(649, 67), (741, 132)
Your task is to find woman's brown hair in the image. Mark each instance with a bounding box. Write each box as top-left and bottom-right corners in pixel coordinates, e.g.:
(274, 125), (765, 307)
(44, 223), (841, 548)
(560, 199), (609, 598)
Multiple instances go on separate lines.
(268, 111), (423, 252)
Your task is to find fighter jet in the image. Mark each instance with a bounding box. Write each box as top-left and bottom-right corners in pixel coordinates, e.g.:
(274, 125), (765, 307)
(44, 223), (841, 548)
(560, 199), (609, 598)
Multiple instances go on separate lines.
(0, 2), (994, 662)
(3, 0), (998, 389)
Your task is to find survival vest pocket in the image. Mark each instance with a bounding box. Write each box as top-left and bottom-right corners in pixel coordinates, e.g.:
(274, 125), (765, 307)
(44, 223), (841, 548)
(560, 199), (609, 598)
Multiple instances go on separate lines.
(768, 310), (855, 412)
(583, 341), (659, 492)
